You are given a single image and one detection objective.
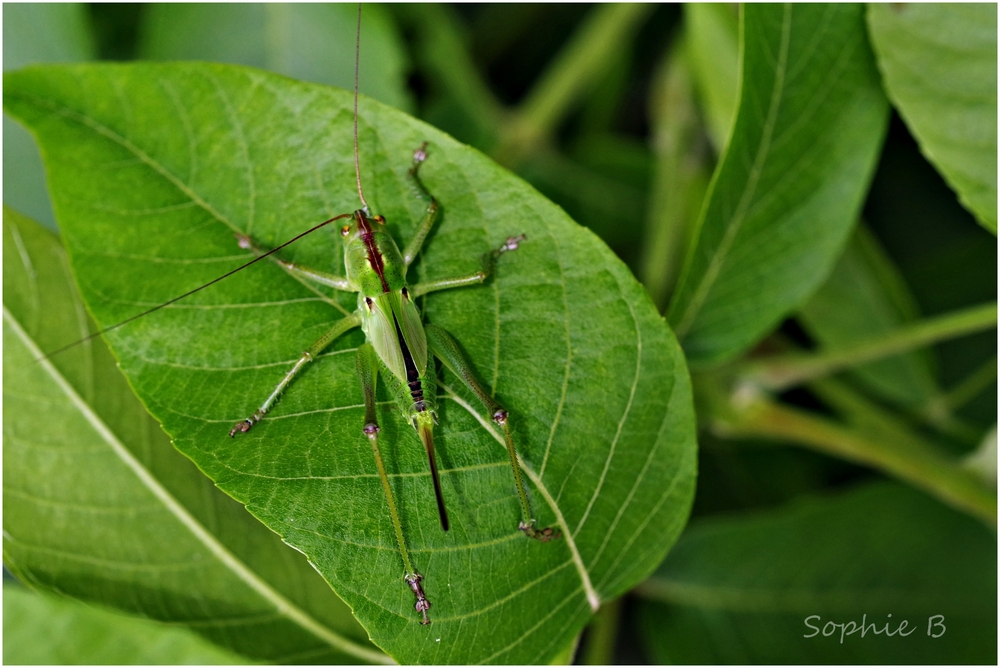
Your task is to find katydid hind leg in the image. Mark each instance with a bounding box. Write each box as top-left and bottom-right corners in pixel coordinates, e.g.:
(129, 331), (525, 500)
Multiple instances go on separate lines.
(357, 343), (432, 624)
(424, 324), (560, 542)
(230, 313), (361, 436)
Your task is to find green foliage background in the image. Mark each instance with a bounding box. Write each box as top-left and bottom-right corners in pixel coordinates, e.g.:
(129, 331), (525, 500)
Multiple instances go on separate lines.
(3, 3), (996, 665)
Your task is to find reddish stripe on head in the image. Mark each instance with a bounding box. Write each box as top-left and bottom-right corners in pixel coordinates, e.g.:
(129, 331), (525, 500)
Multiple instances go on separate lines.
(357, 211), (390, 293)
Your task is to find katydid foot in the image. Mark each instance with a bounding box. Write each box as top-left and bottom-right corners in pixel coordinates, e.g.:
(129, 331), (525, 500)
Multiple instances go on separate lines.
(491, 408), (561, 542)
(497, 234), (526, 253)
(406, 572), (432, 625)
(520, 520), (560, 542)
(230, 413), (263, 437)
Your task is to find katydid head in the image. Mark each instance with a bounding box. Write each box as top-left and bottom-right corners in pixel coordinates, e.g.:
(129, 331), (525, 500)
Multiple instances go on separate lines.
(341, 209), (406, 296)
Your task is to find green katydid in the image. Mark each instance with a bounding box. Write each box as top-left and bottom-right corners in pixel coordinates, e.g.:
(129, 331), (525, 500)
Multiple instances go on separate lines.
(225, 139), (558, 624)
(38, 6), (559, 627)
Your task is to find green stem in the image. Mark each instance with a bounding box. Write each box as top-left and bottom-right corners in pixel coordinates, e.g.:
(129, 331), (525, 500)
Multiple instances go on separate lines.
(913, 357), (998, 445)
(497, 4), (653, 163)
(745, 302), (997, 390)
(815, 374), (983, 449)
(716, 391), (996, 525)
(942, 355), (998, 412)
(581, 596), (622, 665)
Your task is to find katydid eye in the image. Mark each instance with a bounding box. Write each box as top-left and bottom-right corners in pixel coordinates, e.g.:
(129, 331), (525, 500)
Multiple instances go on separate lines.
(401, 287), (409, 300)
(340, 225), (351, 237)
(364, 297), (374, 309)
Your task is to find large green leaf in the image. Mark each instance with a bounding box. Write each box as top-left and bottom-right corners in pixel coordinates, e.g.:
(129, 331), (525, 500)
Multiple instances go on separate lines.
(4, 62), (696, 664)
(2, 3), (94, 230)
(4, 585), (247, 665)
(637, 482), (997, 663)
(137, 3), (413, 114)
(3, 207), (385, 664)
(867, 4), (998, 234)
(667, 4), (890, 365)
(799, 225), (938, 408)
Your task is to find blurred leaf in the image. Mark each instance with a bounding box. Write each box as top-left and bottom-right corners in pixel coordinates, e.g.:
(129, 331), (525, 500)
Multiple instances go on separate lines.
(861, 122), (997, 428)
(548, 633), (582, 665)
(963, 425), (997, 487)
(3, 3), (94, 69)
(138, 3), (413, 112)
(5, 62), (697, 664)
(799, 225), (938, 407)
(683, 3), (739, 152)
(640, 38), (711, 310)
(4, 585), (247, 665)
(637, 482), (997, 663)
(2, 207), (385, 664)
(574, 44), (632, 137)
(868, 4), (998, 234)
(692, 436), (862, 516)
(3, 3), (94, 230)
(517, 148), (648, 264)
(392, 3), (502, 149)
(507, 4), (654, 155)
(571, 133), (654, 194)
(668, 4), (889, 365)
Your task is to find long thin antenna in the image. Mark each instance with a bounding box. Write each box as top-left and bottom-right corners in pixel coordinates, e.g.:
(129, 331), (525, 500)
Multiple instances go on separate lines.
(354, 3), (369, 213)
(35, 213), (352, 363)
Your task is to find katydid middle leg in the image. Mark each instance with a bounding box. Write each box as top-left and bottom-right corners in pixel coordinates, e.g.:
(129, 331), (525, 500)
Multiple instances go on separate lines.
(425, 324), (559, 542)
(356, 343), (432, 624)
(230, 313), (361, 436)
(410, 234), (527, 298)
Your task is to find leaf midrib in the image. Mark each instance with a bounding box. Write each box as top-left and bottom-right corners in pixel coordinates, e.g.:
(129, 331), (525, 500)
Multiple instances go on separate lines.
(4, 307), (393, 666)
(671, 4), (794, 339)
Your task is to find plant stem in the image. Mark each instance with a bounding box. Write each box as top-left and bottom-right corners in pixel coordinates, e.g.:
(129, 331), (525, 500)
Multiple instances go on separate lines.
(915, 357), (997, 445)
(581, 596), (622, 665)
(715, 391), (996, 525)
(744, 302), (997, 390)
(497, 4), (653, 164)
(811, 374), (982, 451)
(941, 355), (998, 413)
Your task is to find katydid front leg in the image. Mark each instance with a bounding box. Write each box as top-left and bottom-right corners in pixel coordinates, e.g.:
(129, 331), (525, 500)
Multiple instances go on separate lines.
(236, 232), (353, 290)
(402, 142), (439, 269)
(425, 324), (560, 542)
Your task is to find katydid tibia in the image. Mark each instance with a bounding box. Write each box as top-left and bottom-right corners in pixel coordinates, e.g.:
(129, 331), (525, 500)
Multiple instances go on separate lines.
(226, 143), (558, 624)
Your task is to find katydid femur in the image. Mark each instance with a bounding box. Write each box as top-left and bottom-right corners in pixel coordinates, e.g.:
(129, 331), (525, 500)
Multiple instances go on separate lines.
(228, 142), (558, 624)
